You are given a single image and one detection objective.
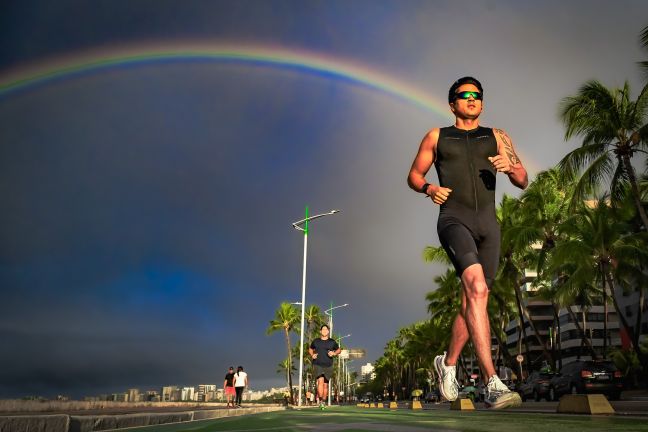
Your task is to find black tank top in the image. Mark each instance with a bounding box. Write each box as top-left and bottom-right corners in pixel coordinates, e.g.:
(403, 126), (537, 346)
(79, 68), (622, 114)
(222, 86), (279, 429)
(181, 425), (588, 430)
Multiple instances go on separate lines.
(434, 126), (498, 212)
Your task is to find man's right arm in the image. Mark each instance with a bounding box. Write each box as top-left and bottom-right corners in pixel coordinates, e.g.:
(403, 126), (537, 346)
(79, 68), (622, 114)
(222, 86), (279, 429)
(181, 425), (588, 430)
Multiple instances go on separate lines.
(407, 129), (452, 205)
(308, 343), (317, 359)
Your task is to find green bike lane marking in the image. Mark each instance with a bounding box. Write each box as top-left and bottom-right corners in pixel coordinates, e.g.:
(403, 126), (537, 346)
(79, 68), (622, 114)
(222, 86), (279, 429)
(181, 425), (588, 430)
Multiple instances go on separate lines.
(126, 406), (648, 432)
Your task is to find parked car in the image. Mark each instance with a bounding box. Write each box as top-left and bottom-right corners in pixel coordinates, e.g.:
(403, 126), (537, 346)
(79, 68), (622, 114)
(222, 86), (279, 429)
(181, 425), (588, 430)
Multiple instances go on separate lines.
(425, 389), (440, 403)
(360, 392), (373, 403)
(517, 371), (555, 401)
(548, 360), (623, 401)
(459, 384), (480, 402)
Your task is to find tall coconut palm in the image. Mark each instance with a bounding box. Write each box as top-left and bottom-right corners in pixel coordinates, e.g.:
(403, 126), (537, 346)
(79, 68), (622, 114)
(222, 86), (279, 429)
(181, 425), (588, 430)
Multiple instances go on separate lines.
(499, 194), (554, 366)
(266, 302), (300, 404)
(487, 277), (518, 368)
(558, 80), (648, 230)
(640, 25), (648, 80)
(382, 337), (405, 397)
(512, 168), (574, 367)
(547, 198), (646, 360)
(426, 268), (461, 326)
(277, 358), (297, 389)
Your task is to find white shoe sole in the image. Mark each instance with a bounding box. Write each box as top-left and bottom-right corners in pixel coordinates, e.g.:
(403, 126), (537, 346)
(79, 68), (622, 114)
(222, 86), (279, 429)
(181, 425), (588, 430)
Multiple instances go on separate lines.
(434, 355), (457, 402)
(485, 392), (522, 409)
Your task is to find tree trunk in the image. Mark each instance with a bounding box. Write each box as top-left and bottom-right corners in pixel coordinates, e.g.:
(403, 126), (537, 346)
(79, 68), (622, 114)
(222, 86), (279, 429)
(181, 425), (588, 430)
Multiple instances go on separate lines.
(514, 284), (532, 358)
(601, 263), (608, 357)
(635, 284), (645, 349)
(284, 328), (294, 404)
(622, 153), (648, 231)
(489, 315), (515, 367)
(567, 306), (597, 358)
(604, 271), (643, 360)
(552, 302), (562, 371)
(514, 283), (553, 364)
(634, 262), (645, 349)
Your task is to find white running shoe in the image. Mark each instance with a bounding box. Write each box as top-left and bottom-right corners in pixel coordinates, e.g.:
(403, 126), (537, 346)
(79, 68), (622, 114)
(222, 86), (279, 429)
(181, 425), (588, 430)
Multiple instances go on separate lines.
(433, 352), (459, 401)
(484, 375), (522, 409)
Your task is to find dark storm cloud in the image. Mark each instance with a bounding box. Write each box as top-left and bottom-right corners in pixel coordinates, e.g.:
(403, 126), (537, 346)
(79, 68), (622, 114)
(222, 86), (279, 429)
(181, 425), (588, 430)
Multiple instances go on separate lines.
(1, 0), (646, 398)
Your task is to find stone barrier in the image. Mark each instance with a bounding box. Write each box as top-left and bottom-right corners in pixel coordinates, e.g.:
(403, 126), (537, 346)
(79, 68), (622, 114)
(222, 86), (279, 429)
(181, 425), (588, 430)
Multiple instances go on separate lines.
(0, 405), (286, 432)
(0, 414), (69, 432)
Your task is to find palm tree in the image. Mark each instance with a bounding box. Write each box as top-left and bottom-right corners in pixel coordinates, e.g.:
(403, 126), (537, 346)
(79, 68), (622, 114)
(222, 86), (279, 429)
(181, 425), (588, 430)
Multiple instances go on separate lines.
(266, 302), (300, 404)
(499, 194), (554, 366)
(277, 358), (297, 389)
(640, 25), (648, 80)
(425, 268), (461, 326)
(558, 80), (648, 230)
(513, 168), (574, 368)
(487, 278), (518, 369)
(547, 199), (646, 360)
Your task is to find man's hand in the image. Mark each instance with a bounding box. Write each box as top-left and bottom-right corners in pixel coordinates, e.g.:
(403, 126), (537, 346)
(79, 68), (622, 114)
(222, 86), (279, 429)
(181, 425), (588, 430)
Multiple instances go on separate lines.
(488, 155), (511, 173)
(327, 350), (335, 357)
(312, 352), (318, 359)
(426, 185), (452, 205)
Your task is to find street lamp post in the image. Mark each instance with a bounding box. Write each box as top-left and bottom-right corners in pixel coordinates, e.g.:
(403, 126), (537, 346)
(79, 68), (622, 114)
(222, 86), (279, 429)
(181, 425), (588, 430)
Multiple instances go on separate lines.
(336, 333), (351, 405)
(324, 303), (348, 406)
(292, 207), (340, 408)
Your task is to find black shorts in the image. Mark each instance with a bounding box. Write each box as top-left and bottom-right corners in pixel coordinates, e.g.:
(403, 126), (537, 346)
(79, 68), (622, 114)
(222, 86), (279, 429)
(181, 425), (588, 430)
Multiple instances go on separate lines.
(437, 205), (500, 288)
(313, 364), (334, 383)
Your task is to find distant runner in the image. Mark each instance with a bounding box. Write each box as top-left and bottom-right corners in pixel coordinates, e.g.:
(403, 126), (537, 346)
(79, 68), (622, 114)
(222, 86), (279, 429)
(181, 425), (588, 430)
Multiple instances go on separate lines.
(309, 324), (340, 409)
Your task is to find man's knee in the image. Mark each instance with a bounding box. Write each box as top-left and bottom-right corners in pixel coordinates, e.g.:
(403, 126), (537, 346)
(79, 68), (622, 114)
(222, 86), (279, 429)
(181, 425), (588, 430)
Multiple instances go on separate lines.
(465, 283), (488, 304)
(461, 265), (488, 302)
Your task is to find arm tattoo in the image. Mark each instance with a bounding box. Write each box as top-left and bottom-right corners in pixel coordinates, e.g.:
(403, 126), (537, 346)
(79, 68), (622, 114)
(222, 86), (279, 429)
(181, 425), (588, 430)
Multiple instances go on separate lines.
(494, 128), (519, 165)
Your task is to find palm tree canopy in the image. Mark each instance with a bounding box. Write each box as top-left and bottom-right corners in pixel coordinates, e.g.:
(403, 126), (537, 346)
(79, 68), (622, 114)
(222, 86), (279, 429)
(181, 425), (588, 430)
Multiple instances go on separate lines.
(266, 302), (300, 335)
(558, 80), (648, 224)
(640, 25), (648, 80)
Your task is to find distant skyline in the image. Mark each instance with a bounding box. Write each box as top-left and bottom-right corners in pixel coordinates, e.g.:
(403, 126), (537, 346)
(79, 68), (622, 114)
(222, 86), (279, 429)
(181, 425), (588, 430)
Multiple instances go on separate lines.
(1, 1), (646, 398)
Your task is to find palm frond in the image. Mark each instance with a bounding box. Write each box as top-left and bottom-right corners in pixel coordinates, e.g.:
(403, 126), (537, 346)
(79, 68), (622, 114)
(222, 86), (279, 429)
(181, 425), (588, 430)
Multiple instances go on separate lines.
(567, 151), (615, 210)
(640, 25), (648, 78)
(557, 142), (608, 180)
(560, 81), (617, 140)
(422, 245), (451, 265)
(609, 162), (630, 204)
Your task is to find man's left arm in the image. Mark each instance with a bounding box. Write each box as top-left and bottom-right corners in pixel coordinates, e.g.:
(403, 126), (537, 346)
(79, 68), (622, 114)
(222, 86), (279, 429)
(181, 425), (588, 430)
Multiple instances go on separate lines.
(334, 341), (341, 356)
(490, 128), (528, 189)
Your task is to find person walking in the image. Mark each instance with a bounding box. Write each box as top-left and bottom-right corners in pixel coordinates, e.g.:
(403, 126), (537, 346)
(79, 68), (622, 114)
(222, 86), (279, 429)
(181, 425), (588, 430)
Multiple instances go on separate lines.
(233, 365), (248, 408)
(407, 76), (528, 409)
(223, 366), (236, 408)
(309, 324), (340, 409)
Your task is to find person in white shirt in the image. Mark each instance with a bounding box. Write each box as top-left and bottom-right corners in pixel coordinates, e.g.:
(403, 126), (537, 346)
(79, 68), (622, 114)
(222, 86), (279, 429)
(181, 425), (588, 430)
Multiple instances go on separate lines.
(233, 365), (248, 407)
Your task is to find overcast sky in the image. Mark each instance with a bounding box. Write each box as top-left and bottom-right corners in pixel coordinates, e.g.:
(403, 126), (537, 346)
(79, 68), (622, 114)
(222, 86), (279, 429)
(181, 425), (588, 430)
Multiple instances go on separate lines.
(0, 1), (646, 398)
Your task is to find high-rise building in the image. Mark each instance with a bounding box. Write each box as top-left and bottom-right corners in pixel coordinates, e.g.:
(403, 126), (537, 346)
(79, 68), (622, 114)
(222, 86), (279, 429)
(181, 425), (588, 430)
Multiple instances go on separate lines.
(181, 387), (195, 401)
(128, 389), (139, 403)
(161, 386), (179, 402)
(360, 363), (375, 381)
(196, 384), (217, 402)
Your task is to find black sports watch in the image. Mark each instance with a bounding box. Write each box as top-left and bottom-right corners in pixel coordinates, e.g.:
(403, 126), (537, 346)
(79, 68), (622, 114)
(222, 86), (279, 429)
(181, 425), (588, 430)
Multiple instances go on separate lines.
(420, 183), (431, 195)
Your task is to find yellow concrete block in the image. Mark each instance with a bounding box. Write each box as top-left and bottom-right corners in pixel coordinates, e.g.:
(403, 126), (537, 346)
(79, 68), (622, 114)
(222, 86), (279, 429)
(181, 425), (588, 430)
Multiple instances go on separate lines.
(557, 394), (615, 415)
(450, 398), (475, 411)
(389, 401), (398, 409)
(410, 400), (422, 410)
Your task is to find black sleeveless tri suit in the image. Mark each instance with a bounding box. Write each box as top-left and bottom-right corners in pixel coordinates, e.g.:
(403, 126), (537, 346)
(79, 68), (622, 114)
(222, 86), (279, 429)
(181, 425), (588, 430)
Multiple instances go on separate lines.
(434, 125), (500, 288)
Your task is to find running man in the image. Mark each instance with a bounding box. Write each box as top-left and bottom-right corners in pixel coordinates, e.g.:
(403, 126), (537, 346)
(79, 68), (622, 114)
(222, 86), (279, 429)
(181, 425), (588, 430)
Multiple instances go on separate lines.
(309, 324), (341, 408)
(407, 76), (528, 409)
